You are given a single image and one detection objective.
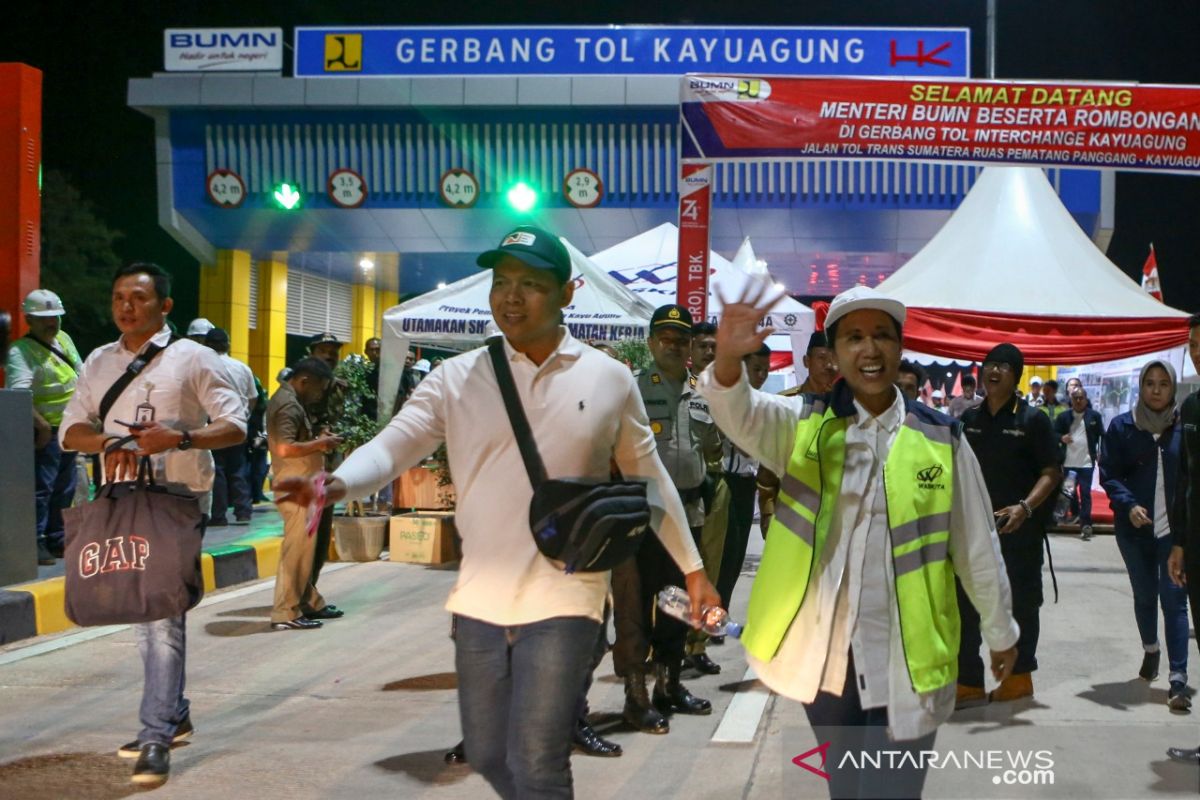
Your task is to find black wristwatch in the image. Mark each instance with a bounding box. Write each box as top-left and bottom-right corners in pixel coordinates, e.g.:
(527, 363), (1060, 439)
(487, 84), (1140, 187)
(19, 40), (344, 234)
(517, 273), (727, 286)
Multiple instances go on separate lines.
(178, 430), (194, 451)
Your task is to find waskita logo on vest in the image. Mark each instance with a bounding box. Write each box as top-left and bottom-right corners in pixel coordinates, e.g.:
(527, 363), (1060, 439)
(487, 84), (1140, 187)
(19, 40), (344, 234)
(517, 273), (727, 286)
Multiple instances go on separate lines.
(916, 464), (946, 490)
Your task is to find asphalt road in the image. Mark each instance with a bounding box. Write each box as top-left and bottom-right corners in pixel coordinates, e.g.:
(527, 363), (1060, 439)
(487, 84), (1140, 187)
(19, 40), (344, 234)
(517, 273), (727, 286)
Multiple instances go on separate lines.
(1, 529), (1198, 799)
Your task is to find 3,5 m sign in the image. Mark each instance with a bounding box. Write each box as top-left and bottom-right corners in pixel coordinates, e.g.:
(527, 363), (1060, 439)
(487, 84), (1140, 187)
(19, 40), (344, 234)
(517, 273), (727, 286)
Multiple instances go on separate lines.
(682, 75), (1200, 174)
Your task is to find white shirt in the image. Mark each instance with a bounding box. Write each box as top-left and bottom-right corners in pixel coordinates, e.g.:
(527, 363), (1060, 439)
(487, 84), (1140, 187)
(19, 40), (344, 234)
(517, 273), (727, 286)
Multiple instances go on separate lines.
(1064, 413), (1091, 468)
(334, 330), (704, 626)
(698, 366), (1019, 740)
(59, 325), (247, 499)
(219, 353), (258, 416)
(1155, 450), (1170, 538)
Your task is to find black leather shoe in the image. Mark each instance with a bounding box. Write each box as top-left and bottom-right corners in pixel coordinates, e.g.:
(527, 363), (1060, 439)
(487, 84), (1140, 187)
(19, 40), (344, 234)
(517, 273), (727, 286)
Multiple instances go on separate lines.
(709, 635), (725, 646)
(304, 605), (344, 620)
(36, 540), (56, 566)
(132, 743), (170, 786)
(690, 653), (722, 675)
(444, 740), (467, 764)
(272, 617), (322, 631)
(1166, 745), (1200, 763)
(654, 662), (712, 716)
(572, 721), (622, 757)
(622, 670), (669, 734)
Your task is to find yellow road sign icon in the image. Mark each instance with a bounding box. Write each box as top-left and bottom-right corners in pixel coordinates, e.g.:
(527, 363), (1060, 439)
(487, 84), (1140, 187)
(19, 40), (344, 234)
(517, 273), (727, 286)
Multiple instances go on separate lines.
(325, 34), (362, 72)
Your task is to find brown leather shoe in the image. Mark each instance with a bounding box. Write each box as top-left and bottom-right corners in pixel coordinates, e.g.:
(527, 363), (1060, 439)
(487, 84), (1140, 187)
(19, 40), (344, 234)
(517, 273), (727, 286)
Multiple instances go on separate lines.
(955, 684), (988, 710)
(989, 672), (1033, 702)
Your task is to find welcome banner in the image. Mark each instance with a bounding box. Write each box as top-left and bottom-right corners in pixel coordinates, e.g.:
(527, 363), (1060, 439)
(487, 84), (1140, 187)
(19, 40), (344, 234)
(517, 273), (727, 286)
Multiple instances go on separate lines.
(681, 75), (1200, 173)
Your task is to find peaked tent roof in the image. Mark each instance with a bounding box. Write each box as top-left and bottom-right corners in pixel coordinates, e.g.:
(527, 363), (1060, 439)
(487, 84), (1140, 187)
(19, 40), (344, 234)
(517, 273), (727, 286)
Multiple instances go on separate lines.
(877, 167), (1188, 364)
(589, 223), (815, 334)
(383, 237), (656, 347)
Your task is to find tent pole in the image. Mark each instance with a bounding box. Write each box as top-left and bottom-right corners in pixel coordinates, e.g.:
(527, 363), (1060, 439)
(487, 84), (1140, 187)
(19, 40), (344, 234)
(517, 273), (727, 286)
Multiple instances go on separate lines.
(986, 0), (997, 79)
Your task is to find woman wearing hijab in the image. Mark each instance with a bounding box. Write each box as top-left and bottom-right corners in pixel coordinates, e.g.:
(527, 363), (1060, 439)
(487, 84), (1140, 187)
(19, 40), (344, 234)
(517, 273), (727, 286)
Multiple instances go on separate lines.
(699, 284), (1019, 799)
(1099, 359), (1190, 711)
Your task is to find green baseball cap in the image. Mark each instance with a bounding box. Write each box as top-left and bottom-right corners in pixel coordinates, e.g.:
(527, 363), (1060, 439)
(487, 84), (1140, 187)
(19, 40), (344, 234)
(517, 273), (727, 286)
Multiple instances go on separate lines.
(476, 225), (572, 284)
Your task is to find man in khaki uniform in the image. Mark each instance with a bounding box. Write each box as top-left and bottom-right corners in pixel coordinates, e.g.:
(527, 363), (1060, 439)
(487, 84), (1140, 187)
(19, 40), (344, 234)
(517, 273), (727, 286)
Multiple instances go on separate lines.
(267, 358), (343, 630)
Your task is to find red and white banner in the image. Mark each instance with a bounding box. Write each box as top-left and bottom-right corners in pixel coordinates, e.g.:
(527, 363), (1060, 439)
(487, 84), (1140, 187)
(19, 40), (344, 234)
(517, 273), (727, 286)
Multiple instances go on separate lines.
(676, 163), (713, 322)
(681, 75), (1200, 174)
(1141, 245), (1163, 301)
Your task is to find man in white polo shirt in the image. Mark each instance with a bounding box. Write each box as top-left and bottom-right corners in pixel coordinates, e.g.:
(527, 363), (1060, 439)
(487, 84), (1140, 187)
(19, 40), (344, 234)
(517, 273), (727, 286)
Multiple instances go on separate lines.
(276, 225), (716, 800)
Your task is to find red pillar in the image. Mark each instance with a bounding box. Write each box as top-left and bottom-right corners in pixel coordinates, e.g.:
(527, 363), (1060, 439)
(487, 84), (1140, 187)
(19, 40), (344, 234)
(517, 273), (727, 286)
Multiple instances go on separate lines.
(676, 162), (712, 324)
(0, 64), (42, 345)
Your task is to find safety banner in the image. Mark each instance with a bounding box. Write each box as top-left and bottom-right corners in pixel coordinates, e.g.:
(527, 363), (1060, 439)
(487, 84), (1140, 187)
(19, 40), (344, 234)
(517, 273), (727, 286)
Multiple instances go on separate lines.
(676, 163), (713, 322)
(681, 75), (1200, 174)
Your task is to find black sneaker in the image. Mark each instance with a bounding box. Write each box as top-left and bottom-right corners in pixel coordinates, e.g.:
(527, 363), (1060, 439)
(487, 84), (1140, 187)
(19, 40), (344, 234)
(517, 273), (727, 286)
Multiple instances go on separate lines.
(131, 743), (170, 786)
(1169, 680), (1192, 712)
(1167, 745), (1200, 763)
(117, 715), (194, 758)
(304, 605), (344, 620)
(1140, 650), (1161, 681)
(1080, 525), (1093, 541)
(36, 540), (56, 566)
(272, 617), (322, 631)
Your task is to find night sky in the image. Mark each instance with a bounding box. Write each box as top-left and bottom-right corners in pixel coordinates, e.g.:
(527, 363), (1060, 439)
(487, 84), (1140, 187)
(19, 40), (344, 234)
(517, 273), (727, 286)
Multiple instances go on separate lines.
(8, 1), (1200, 320)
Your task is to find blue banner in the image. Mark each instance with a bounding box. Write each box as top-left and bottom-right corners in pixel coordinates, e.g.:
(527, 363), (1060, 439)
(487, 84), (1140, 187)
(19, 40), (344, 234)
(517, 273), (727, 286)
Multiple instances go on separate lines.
(294, 26), (970, 78)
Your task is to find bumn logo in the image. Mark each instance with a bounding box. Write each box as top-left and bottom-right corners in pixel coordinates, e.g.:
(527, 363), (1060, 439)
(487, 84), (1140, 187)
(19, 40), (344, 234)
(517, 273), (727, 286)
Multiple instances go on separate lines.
(792, 741), (831, 781)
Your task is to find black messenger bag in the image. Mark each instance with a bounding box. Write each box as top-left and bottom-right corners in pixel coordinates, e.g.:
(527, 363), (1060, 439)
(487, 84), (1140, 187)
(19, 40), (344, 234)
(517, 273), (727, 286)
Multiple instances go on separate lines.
(487, 337), (650, 573)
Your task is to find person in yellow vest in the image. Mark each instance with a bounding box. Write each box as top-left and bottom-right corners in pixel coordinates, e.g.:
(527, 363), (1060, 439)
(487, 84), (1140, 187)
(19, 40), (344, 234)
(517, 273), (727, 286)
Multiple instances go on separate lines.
(699, 284), (1019, 799)
(5, 289), (83, 565)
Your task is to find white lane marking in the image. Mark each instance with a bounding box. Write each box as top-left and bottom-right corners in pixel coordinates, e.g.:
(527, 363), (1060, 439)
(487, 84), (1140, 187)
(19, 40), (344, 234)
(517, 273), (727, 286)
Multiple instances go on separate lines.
(711, 666), (770, 743)
(0, 562), (357, 666)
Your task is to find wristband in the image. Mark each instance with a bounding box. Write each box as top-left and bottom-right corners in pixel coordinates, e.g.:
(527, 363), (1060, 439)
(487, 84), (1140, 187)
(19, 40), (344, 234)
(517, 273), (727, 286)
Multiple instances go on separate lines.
(1019, 499), (1033, 516)
(306, 472), (328, 538)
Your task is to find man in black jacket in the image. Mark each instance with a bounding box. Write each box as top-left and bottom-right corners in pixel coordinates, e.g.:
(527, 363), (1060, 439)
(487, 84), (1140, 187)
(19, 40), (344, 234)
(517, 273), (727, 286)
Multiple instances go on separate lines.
(1168, 313), (1200, 763)
(1054, 387), (1105, 540)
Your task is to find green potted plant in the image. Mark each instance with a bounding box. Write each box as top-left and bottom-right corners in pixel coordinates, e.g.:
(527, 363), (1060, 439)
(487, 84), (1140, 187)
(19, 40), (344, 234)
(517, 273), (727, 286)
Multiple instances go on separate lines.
(330, 355), (389, 560)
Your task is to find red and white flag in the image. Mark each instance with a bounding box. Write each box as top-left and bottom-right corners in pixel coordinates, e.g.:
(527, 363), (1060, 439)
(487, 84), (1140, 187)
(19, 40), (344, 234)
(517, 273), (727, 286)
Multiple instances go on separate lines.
(1142, 244), (1163, 302)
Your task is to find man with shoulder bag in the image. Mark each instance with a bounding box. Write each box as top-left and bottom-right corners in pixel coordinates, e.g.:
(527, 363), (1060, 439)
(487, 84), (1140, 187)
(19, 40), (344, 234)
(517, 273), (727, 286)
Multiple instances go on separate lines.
(275, 226), (718, 800)
(60, 263), (246, 787)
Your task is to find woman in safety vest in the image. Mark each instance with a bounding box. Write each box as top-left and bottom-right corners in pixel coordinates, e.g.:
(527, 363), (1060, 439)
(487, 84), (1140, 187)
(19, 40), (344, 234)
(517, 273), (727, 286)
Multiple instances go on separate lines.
(698, 283), (1019, 799)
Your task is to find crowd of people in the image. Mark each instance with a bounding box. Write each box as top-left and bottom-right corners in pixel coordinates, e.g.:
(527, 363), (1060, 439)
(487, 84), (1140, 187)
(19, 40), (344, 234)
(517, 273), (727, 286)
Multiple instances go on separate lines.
(4, 223), (1200, 796)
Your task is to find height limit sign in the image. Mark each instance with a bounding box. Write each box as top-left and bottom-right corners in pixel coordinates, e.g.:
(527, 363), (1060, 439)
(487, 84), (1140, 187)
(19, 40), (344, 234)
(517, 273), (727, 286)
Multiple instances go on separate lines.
(563, 168), (603, 208)
(328, 169), (367, 208)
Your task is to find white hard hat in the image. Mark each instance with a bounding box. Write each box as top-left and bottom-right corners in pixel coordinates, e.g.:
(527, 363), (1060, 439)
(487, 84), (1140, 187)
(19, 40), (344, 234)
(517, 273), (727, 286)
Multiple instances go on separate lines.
(187, 318), (215, 336)
(824, 286), (907, 331)
(22, 289), (65, 317)
(1030, 376), (1043, 385)
(932, 389), (945, 399)
(413, 358), (432, 373)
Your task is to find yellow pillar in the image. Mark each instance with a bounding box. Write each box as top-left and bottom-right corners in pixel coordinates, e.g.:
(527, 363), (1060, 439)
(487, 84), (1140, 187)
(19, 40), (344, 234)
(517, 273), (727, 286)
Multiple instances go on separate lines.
(197, 249), (251, 363)
(249, 254), (288, 384)
(350, 283), (378, 357)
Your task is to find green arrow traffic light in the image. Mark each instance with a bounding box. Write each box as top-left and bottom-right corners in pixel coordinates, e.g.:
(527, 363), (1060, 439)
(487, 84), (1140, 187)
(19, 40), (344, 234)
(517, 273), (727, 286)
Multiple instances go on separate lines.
(272, 182), (302, 210)
(505, 181), (538, 213)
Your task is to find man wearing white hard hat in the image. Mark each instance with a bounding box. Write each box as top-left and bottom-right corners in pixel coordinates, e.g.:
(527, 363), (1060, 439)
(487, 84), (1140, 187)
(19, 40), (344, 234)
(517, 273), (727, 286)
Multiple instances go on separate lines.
(699, 283), (1018, 798)
(5, 289), (84, 564)
(186, 318), (215, 344)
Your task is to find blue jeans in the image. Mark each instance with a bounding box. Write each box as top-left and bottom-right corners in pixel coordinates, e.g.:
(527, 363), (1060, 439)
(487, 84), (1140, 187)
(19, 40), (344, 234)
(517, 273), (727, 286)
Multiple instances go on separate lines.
(134, 614), (189, 745)
(1069, 466), (1094, 526)
(211, 443), (252, 523)
(34, 432), (77, 547)
(455, 615), (601, 799)
(1115, 532), (1189, 683)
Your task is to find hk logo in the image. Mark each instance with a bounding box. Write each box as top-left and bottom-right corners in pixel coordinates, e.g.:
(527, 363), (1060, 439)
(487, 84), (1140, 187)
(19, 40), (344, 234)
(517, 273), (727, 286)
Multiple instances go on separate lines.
(79, 536), (150, 578)
(792, 741), (831, 781)
(916, 465), (943, 483)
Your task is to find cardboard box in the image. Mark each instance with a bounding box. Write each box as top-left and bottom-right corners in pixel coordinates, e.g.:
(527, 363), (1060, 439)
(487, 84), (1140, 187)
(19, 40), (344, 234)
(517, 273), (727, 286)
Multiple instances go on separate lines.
(389, 512), (460, 565)
(393, 466), (453, 510)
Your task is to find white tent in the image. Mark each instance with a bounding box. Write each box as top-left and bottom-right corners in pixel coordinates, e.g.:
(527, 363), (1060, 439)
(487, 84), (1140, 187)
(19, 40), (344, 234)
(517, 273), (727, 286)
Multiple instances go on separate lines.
(589, 223), (816, 381)
(378, 239), (655, 418)
(876, 167), (1189, 364)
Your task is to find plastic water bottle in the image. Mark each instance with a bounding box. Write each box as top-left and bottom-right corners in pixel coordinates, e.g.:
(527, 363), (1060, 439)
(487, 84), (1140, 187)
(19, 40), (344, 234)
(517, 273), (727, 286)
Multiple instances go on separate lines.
(656, 585), (743, 638)
(1054, 470), (1077, 523)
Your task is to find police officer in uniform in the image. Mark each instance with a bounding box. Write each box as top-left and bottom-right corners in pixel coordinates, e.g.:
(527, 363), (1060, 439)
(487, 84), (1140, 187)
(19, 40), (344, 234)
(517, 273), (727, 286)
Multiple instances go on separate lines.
(306, 332), (347, 583)
(612, 304), (717, 727)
